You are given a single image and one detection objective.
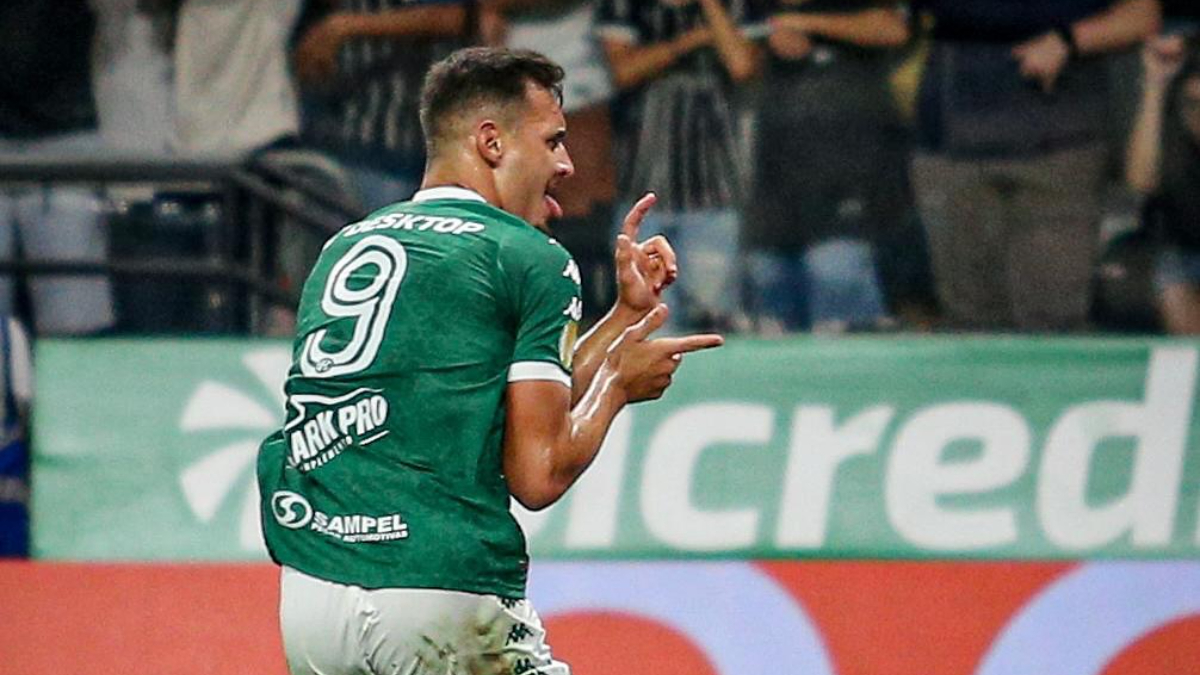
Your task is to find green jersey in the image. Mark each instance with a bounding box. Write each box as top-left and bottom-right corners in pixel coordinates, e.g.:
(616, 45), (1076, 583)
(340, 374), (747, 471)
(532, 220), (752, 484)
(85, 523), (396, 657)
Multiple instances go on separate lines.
(257, 187), (582, 598)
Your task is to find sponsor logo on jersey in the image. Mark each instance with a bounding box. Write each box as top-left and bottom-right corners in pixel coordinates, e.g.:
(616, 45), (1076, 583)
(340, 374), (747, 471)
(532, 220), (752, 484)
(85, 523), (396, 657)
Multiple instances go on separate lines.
(342, 213), (486, 238)
(285, 388), (391, 472)
(270, 490), (409, 543)
(312, 511), (410, 543)
(271, 490), (314, 529)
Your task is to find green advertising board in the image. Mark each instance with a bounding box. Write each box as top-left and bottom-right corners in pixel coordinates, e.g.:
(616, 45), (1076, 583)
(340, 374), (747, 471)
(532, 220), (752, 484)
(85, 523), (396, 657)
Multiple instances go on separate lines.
(32, 337), (1200, 561)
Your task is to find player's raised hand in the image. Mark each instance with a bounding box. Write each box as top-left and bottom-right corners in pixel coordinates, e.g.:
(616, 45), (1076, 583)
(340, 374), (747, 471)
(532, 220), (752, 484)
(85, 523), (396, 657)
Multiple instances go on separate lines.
(608, 304), (723, 402)
(615, 193), (679, 314)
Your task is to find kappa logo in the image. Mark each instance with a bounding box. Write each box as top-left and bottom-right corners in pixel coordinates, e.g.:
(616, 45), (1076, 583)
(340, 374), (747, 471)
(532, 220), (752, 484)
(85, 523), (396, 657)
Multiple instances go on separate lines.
(271, 491), (314, 529)
(562, 259), (581, 286)
(177, 347), (291, 555)
(563, 297), (583, 322)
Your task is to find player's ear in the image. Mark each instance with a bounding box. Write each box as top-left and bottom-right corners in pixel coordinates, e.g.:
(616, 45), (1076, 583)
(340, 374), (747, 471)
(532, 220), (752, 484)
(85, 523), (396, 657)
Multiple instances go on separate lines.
(475, 120), (503, 167)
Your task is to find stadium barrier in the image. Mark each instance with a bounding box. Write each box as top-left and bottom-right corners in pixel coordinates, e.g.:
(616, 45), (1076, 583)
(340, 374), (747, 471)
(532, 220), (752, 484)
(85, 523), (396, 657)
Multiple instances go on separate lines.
(0, 153), (358, 335)
(18, 336), (1200, 674)
(31, 336), (1200, 561)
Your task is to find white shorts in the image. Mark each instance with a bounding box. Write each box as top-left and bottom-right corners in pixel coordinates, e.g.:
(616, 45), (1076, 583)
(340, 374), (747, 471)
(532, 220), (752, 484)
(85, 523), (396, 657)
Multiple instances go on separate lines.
(280, 567), (570, 675)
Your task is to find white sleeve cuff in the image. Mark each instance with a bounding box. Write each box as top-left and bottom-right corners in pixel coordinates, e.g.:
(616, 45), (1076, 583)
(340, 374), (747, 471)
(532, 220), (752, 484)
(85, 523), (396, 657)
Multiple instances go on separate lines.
(508, 361), (572, 388)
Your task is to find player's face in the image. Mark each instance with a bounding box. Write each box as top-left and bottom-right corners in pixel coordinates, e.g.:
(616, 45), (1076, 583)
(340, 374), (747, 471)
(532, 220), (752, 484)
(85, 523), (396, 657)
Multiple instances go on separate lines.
(495, 84), (574, 230)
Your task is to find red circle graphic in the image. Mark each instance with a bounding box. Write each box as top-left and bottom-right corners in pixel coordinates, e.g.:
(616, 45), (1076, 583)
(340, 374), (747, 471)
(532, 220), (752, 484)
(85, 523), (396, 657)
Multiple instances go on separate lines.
(1101, 614), (1200, 675)
(545, 611), (719, 675)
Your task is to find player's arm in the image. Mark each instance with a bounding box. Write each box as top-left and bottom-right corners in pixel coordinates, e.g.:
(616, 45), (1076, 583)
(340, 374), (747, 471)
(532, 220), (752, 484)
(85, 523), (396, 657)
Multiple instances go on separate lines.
(570, 194), (678, 404)
(296, 4), (471, 82)
(697, 0), (763, 82)
(505, 307), (722, 510)
(770, 6), (910, 48)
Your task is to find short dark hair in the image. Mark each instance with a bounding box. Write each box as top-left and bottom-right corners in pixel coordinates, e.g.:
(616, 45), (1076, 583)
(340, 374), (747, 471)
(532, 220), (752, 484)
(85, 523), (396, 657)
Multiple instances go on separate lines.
(419, 47), (565, 156)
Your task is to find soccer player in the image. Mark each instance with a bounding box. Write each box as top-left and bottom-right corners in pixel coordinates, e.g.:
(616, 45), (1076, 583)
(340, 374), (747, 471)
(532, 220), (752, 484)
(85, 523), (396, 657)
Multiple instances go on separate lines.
(257, 47), (723, 675)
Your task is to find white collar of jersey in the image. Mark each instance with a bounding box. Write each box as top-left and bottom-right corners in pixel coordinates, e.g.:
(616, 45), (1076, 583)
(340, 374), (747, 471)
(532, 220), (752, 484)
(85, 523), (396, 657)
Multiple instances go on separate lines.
(410, 186), (488, 204)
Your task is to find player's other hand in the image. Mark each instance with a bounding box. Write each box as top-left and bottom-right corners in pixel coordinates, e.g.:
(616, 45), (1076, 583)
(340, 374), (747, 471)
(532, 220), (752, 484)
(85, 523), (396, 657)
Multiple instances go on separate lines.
(608, 304), (723, 403)
(615, 193), (679, 315)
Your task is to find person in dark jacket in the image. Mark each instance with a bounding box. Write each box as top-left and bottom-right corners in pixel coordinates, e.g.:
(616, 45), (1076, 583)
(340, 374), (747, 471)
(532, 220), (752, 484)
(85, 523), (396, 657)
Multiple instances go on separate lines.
(911, 0), (1161, 332)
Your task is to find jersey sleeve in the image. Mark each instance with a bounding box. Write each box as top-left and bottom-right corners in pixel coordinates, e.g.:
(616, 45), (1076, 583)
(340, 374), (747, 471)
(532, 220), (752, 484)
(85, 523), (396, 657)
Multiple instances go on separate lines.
(499, 235), (583, 388)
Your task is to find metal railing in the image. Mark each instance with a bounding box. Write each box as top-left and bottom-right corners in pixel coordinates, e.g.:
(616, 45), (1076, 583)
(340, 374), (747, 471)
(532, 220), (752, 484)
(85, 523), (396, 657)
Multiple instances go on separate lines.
(0, 152), (361, 335)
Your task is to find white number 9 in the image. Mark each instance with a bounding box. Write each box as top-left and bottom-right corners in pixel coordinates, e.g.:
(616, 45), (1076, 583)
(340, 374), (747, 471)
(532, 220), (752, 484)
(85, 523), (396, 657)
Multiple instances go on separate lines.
(301, 236), (408, 378)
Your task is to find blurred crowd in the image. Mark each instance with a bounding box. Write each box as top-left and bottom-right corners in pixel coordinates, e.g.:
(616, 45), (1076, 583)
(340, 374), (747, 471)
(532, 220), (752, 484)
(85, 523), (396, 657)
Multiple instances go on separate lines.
(0, 0), (1198, 336)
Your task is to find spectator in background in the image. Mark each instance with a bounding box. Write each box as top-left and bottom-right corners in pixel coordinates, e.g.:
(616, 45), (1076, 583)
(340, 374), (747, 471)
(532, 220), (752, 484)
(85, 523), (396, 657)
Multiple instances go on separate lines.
(0, 317), (32, 557)
(1127, 32), (1200, 333)
(294, 0), (475, 211)
(505, 0), (620, 324)
(745, 0), (910, 333)
(911, 0), (1160, 332)
(0, 2), (115, 336)
(171, 0), (317, 336)
(171, 0), (303, 156)
(597, 0), (767, 332)
(93, 0), (174, 154)
(99, 0), (301, 157)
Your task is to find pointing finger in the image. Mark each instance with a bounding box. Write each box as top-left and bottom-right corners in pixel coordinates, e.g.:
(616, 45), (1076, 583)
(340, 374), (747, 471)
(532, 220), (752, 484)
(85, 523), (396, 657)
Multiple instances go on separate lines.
(621, 192), (657, 240)
(657, 333), (724, 355)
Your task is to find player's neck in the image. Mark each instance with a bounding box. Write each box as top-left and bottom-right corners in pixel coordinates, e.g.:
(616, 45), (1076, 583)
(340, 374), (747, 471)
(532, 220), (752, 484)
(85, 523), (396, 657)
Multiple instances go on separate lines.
(421, 160), (500, 209)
